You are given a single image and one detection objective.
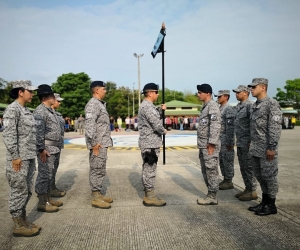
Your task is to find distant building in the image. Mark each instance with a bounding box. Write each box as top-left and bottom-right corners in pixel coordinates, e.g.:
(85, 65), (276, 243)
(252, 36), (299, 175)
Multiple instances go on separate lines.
(159, 100), (202, 116)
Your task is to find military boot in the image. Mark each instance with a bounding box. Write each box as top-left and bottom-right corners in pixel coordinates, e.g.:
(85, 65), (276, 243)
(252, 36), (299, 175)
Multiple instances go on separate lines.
(98, 193), (113, 203)
(239, 190), (258, 201)
(47, 193), (63, 207)
(37, 194), (59, 213)
(50, 182), (66, 197)
(219, 179), (234, 190)
(219, 177), (225, 186)
(197, 192), (218, 205)
(91, 192), (111, 209)
(143, 190), (166, 207)
(235, 189), (246, 198)
(12, 217), (40, 237)
(248, 193), (267, 212)
(255, 196), (277, 216)
(22, 209), (41, 232)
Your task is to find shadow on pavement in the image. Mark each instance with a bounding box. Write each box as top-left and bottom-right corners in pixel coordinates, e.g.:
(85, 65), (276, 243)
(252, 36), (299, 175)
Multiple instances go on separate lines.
(164, 170), (205, 197)
(128, 171), (144, 199)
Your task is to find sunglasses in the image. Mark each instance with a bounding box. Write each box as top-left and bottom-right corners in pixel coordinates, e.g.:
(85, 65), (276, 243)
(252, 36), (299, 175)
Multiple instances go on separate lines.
(149, 91), (158, 94)
(250, 85), (261, 89)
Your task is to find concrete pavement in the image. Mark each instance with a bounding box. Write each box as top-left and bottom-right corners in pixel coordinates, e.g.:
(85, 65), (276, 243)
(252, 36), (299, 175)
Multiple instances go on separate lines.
(0, 128), (300, 249)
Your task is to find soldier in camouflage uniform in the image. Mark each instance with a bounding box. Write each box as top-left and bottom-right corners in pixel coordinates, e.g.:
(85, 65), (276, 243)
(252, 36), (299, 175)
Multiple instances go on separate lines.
(247, 78), (282, 216)
(85, 81), (113, 209)
(2, 80), (40, 237)
(233, 85), (257, 201)
(215, 90), (235, 190)
(138, 83), (167, 207)
(196, 84), (221, 205)
(34, 85), (64, 213)
(50, 93), (66, 197)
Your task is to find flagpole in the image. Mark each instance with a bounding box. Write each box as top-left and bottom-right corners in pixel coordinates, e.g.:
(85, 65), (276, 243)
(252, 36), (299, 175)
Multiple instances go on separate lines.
(161, 23), (166, 165)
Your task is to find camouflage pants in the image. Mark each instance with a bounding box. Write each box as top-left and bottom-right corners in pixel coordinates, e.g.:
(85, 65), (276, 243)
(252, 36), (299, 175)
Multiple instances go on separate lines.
(251, 155), (278, 198)
(237, 147), (257, 191)
(51, 152), (61, 187)
(141, 148), (160, 192)
(219, 145), (234, 179)
(35, 153), (60, 195)
(199, 148), (219, 193)
(89, 147), (107, 192)
(6, 159), (36, 217)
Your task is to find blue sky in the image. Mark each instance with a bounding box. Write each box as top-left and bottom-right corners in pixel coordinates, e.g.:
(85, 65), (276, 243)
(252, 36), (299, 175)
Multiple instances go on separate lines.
(1, 0), (300, 98)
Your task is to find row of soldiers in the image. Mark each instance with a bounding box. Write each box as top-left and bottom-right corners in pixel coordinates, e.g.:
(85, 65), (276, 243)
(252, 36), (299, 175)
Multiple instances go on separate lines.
(134, 79), (281, 216)
(2, 78), (281, 238)
(2, 82), (66, 237)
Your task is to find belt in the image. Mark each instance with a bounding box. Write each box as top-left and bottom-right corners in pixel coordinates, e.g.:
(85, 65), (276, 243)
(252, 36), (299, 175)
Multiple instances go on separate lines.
(45, 140), (61, 147)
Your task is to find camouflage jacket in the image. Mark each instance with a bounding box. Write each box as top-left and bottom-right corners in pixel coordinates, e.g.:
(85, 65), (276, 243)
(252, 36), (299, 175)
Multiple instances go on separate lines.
(138, 100), (165, 149)
(55, 110), (65, 149)
(235, 99), (252, 147)
(219, 103), (235, 147)
(84, 97), (112, 149)
(249, 96), (282, 157)
(2, 100), (36, 160)
(33, 103), (62, 154)
(197, 100), (221, 148)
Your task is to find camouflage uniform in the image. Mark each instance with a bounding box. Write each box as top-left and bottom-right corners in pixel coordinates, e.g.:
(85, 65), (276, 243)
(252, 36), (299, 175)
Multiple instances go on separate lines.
(138, 100), (165, 191)
(2, 100), (37, 217)
(235, 98), (257, 191)
(52, 109), (65, 186)
(249, 96), (282, 198)
(219, 103), (235, 179)
(197, 100), (221, 193)
(85, 97), (112, 192)
(34, 103), (62, 195)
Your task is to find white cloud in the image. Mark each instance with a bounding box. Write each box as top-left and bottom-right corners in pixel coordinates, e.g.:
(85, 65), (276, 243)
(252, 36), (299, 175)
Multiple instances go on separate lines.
(0, 0), (299, 98)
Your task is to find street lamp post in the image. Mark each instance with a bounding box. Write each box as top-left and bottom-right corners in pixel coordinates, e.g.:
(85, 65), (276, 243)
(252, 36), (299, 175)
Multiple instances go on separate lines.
(127, 94), (130, 119)
(133, 83), (135, 117)
(133, 53), (144, 107)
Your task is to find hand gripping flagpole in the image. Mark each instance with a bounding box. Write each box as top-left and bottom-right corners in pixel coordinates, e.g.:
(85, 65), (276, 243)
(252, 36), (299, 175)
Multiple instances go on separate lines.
(151, 22), (166, 165)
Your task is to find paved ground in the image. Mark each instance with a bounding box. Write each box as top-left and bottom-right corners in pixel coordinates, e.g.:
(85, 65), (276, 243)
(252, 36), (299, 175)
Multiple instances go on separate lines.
(0, 128), (300, 250)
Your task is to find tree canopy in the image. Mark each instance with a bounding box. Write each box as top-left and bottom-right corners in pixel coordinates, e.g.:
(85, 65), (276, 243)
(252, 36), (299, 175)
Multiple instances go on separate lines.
(51, 72), (91, 118)
(274, 78), (300, 116)
(1, 73), (202, 119)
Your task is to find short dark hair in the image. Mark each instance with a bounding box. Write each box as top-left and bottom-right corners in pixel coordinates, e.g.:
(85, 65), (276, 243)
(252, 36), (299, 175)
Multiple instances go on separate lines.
(9, 87), (25, 99)
(224, 94), (230, 101)
(39, 93), (54, 102)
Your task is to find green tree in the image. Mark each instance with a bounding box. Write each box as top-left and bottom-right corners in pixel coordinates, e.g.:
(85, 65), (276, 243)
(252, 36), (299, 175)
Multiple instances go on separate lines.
(51, 72), (91, 118)
(0, 78), (10, 103)
(156, 88), (185, 104)
(275, 78), (300, 117)
(183, 90), (202, 105)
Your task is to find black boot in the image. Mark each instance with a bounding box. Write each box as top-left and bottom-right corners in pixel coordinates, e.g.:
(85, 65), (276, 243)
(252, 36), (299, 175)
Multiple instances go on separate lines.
(255, 196), (277, 216)
(248, 193), (267, 212)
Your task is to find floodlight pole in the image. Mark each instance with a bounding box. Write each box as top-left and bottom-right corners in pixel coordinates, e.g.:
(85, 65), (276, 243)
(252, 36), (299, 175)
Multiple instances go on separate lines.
(133, 83), (135, 117)
(161, 23), (166, 165)
(133, 53), (144, 107)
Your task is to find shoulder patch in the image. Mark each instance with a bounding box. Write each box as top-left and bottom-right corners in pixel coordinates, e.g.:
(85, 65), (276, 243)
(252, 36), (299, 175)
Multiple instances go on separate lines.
(272, 115), (281, 122)
(3, 119), (10, 127)
(211, 114), (217, 121)
(86, 112), (93, 119)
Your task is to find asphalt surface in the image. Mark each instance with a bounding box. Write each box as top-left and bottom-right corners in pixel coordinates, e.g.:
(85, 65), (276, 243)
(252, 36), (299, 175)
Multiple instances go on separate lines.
(0, 128), (300, 250)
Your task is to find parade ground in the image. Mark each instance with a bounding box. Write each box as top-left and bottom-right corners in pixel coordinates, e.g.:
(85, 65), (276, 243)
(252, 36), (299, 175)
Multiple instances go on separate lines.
(0, 128), (300, 250)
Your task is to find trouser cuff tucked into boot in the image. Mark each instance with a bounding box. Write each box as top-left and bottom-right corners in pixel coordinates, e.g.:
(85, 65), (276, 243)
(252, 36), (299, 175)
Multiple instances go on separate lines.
(143, 190), (166, 207)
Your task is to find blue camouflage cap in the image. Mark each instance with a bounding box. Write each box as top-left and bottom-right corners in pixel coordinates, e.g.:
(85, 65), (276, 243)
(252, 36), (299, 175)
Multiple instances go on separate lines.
(12, 80), (37, 91)
(214, 90), (230, 97)
(248, 78), (268, 87)
(232, 85), (250, 93)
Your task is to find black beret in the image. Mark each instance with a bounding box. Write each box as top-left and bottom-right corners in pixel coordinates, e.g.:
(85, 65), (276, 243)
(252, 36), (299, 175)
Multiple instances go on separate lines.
(197, 84), (212, 94)
(141, 83), (159, 94)
(37, 84), (54, 96)
(90, 81), (106, 89)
